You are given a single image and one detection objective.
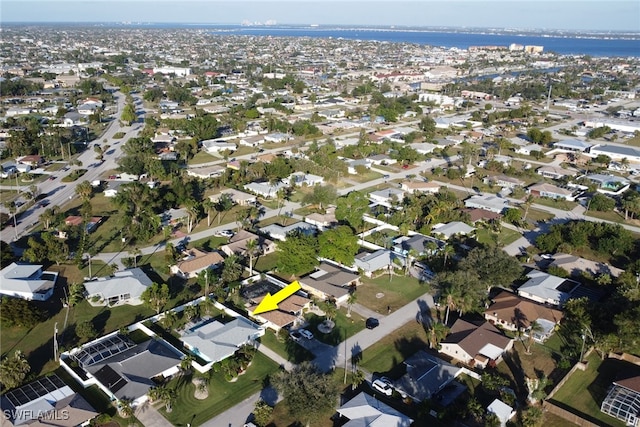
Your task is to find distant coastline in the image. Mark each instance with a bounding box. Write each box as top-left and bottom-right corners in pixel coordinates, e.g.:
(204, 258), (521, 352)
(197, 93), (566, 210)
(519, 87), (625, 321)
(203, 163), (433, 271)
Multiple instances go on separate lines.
(3, 22), (639, 57)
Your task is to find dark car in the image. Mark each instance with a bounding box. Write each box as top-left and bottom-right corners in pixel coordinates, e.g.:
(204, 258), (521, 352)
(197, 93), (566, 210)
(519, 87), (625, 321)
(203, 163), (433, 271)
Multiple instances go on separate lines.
(366, 317), (379, 329)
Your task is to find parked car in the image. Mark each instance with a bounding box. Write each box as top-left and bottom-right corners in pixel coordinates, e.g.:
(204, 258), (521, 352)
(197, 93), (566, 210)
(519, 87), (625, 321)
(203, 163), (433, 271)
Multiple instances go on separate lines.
(299, 329), (314, 340)
(215, 229), (234, 238)
(371, 378), (393, 396)
(366, 317), (379, 329)
(48, 175), (56, 181)
(289, 330), (302, 342)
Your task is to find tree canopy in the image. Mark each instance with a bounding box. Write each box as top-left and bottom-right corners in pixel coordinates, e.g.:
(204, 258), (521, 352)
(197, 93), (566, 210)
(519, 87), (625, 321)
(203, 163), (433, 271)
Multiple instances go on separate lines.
(276, 230), (319, 276)
(318, 225), (359, 266)
(272, 362), (339, 425)
(335, 191), (369, 232)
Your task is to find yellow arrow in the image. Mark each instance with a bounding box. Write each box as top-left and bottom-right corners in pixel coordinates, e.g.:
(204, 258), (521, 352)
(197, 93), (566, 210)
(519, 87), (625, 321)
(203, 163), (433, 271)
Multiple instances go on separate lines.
(252, 281), (302, 315)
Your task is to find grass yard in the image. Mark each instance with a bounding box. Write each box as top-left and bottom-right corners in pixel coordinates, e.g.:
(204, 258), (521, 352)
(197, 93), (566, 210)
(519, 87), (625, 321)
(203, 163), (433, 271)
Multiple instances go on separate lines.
(253, 252), (279, 272)
(532, 197), (578, 211)
(357, 275), (431, 315)
(525, 207), (554, 224)
(359, 320), (430, 377)
(159, 352), (279, 426)
(304, 308), (366, 346)
(549, 352), (639, 427)
(349, 170), (383, 183)
(584, 209), (627, 224)
(189, 150), (221, 165)
(476, 227), (522, 247)
(1, 290), (155, 377)
(259, 330), (314, 363)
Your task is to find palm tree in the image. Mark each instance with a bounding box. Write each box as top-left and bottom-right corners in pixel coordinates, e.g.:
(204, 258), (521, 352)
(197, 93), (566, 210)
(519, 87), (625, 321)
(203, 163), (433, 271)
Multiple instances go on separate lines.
(346, 292), (357, 317)
(522, 195), (534, 221)
(75, 180), (93, 202)
(427, 321), (449, 349)
(351, 369), (365, 391)
(180, 354), (194, 376)
(525, 320), (544, 354)
(40, 206), (57, 230)
(202, 198), (215, 227)
(215, 194), (234, 225)
(442, 284), (461, 325)
(322, 301), (337, 321)
(246, 239), (258, 276)
(118, 399), (135, 418)
(442, 244), (455, 268)
(185, 199), (201, 233)
(161, 310), (178, 331)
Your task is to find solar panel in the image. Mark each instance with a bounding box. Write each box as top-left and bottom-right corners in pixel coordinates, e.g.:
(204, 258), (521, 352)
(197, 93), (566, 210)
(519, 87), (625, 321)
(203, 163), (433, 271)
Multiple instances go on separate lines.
(5, 375), (66, 407)
(93, 365), (128, 393)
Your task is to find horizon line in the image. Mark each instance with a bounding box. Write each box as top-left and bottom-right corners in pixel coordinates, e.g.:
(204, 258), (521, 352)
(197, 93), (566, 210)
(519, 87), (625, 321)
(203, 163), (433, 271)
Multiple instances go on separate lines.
(2, 21), (640, 34)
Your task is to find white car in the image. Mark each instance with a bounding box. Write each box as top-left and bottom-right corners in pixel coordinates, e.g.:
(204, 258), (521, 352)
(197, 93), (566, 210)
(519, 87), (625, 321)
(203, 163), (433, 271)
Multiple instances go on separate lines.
(289, 331), (302, 342)
(216, 229), (234, 238)
(371, 379), (393, 396)
(299, 329), (314, 340)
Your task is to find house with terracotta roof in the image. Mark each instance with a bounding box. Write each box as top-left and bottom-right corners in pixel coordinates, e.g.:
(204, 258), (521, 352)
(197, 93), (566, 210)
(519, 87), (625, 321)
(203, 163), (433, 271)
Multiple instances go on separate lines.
(64, 215), (102, 233)
(220, 229), (276, 257)
(244, 279), (311, 331)
(460, 208), (502, 224)
(170, 249), (224, 279)
(484, 291), (563, 342)
(299, 262), (360, 305)
(439, 319), (514, 369)
(304, 207), (338, 231)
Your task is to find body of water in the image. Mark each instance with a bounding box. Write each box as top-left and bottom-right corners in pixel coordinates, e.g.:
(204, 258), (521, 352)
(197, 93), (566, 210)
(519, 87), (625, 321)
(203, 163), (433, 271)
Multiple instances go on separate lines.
(209, 26), (639, 57)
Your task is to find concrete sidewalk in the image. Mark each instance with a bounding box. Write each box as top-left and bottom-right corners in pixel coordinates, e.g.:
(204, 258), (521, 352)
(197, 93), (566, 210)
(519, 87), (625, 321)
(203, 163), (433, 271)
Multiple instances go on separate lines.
(135, 402), (174, 427)
(257, 342), (294, 371)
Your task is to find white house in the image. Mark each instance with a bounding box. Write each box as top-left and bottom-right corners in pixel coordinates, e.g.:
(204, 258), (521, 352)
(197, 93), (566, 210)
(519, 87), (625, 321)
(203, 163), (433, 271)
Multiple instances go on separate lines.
(259, 222), (317, 241)
(84, 268), (153, 306)
(517, 270), (580, 307)
(368, 188), (406, 207)
(0, 263), (58, 301)
(283, 172), (324, 187)
(201, 139), (237, 154)
(431, 221), (475, 240)
(243, 181), (286, 198)
(487, 399), (516, 427)
(464, 195), (509, 214)
(180, 316), (264, 364)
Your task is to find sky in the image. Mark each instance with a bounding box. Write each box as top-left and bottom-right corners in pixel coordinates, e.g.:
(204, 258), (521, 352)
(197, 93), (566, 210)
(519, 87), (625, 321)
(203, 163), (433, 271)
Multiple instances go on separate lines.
(2, 0), (639, 32)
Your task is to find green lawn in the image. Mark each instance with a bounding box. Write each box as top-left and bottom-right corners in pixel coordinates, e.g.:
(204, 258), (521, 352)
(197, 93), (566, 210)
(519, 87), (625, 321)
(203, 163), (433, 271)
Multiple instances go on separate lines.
(253, 252), (279, 273)
(525, 207), (554, 224)
(304, 308), (366, 346)
(359, 320), (430, 377)
(349, 170), (383, 183)
(357, 275), (431, 314)
(159, 352), (280, 426)
(189, 150), (221, 165)
(584, 209), (627, 224)
(1, 292), (155, 377)
(532, 197), (578, 211)
(259, 330), (314, 363)
(476, 227), (522, 247)
(550, 353), (639, 427)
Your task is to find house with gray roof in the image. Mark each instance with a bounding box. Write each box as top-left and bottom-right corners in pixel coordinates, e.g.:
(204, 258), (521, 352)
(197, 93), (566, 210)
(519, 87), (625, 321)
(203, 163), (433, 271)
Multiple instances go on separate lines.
(209, 188), (257, 206)
(583, 173), (630, 195)
(336, 392), (413, 427)
(353, 249), (398, 278)
(79, 336), (182, 404)
(0, 262), (58, 301)
(299, 262), (360, 305)
(537, 165), (579, 180)
(259, 221), (317, 241)
(369, 188), (406, 208)
(590, 144), (640, 163)
(180, 317), (263, 364)
(393, 234), (444, 257)
(84, 268), (153, 306)
(243, 181), (286, 198)
(464, 194), (509, 214)
(528, 183), (577, 201)
(517, 270), (580, 307)
(394, 351), (462, 402)
(553, 139), (592, 152)
(431, 221), (475, 240)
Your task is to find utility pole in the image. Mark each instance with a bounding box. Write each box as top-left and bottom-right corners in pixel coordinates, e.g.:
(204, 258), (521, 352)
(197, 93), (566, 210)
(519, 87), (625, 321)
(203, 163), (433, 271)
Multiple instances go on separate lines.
(53, 322), (59, 361)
